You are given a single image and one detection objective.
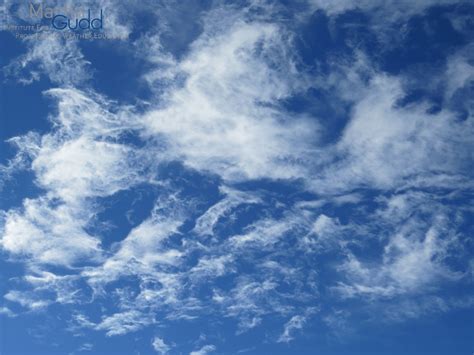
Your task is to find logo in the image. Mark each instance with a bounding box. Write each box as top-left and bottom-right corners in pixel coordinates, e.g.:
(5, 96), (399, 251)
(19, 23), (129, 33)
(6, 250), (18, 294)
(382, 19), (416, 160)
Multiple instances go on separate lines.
(52, 10), (103, 30)
(28, 3), (103, 30)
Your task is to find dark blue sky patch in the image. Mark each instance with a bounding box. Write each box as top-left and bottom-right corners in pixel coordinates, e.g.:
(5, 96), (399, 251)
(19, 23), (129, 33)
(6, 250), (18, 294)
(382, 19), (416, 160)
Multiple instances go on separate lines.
(380, 6), (467, 75)
(296, 11), (334, 72)
(0, 31), (27, 67)
(0, 170), (45, 209)
(281, 88), (353, 145)
(0, 80), (51, 163)
(87, 183), (160, 248)
(156, 0), (211, 60)
(79, 41), (154, 103)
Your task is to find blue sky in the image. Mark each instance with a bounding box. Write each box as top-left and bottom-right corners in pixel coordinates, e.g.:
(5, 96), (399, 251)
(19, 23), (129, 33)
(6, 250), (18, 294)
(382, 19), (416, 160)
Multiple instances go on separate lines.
(0, 1), (473, 354)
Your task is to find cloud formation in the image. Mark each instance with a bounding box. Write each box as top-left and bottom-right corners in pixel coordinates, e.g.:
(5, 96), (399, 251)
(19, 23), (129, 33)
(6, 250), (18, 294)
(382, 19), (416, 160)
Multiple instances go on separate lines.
(0, 0), (473, 353)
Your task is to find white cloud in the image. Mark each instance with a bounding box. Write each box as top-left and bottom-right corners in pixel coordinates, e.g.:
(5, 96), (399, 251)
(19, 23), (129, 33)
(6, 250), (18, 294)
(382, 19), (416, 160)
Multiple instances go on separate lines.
(229, 213), (306, 248)
(312, 214), (340, 238)
(77, 343), (94, 352)
(23, 270), (82, 304)
(278, 307), (319, 343)
(190, 344), (216, 355)
(92, 310), (154, 336)
(0, 0), (472, 349)
(313, 74), (474, 192)
(445, 46), (474, 98)
(0, 87), (146, 269)
(3, 0), (132, 85)
(1, 198), (101, 266)
(32, 135), (138, 203)
(191, 255), (235, 279)
(152, 336), (171, 354)
(194, 187), (261, 236)
(84, 196), (185, 292)
(4, 36), (91, 85)
(0, 132), (41, 189)
(334, 219), (463, 299)
(0, 306), (15, 317)
(278, 315), (306, 343)
(142, 18), (318, 182)
(218, 277), (280, 332)
(4, 290), (50, 310)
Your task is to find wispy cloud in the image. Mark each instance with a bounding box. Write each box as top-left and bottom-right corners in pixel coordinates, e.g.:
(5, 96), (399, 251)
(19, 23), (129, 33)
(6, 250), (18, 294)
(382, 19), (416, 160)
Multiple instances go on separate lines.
(190, 344), (216, 355)
(152, 336), (172, 354)
(0, 0), (472, 353)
